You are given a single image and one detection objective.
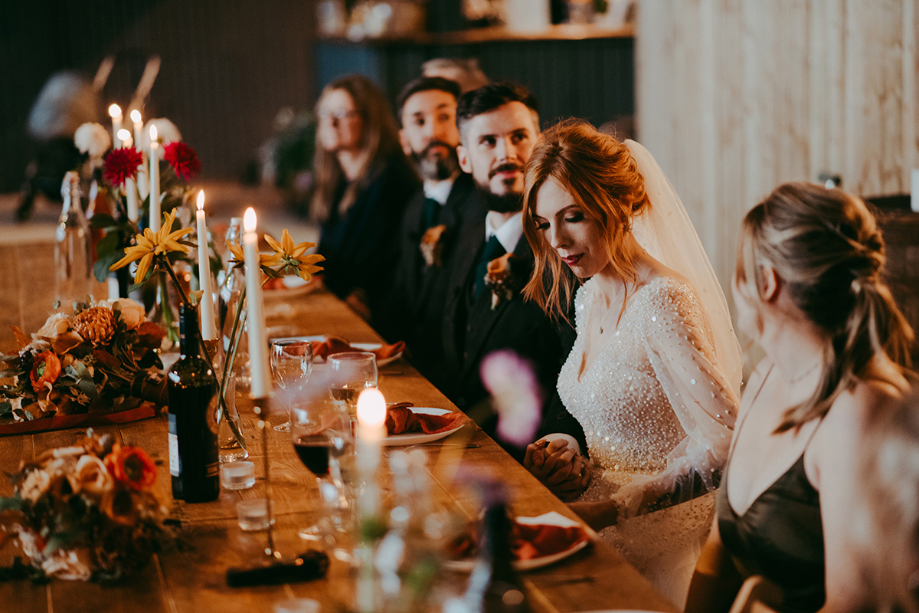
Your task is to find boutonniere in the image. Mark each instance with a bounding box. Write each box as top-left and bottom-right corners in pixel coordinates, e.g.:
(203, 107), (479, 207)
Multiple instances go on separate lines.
(485, 252), (519, 309)
(420, 224), (448, 268)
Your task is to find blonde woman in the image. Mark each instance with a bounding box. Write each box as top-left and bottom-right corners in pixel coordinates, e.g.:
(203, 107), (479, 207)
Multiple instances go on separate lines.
(522, 120), (742, 606)
(311, 74), (419, 320)
(686, 183), (914, 613)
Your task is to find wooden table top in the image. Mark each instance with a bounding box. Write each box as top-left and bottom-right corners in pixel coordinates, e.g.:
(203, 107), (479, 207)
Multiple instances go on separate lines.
(0, 288), (676, 613)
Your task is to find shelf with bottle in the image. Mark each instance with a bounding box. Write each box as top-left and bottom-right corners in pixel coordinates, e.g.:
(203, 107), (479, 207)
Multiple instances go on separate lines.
(318, 21), (633, 46)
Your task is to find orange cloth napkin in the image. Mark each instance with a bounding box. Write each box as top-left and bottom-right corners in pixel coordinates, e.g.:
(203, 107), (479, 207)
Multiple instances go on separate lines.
(385, 406), (465, 435)
(309, 336), (405, 361)
(511, 520), (590, 561)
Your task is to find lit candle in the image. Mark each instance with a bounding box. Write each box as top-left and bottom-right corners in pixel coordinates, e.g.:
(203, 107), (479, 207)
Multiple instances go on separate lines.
(149, 125), (160, 232)
(243, 208), (271, 399)
(132, 111), (148, 201)
(195, 191), (217, 341)
(109, 104), (122, 149)
(356, 388), (386, 517)
(117, 129), (139, 223)
(130, 110), (143, 147)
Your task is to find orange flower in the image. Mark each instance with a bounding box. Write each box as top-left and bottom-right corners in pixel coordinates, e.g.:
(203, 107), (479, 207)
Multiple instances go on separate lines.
(29, 351), (62, 392)
(105, 445), (157, 491)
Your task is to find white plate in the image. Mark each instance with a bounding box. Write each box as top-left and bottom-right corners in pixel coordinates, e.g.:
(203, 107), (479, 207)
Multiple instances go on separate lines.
(350, 342), (403, 367)
(267, 336), (402, 366)
(263, 276), (319, 299)
(383, 407), (465, 446)
(444, 535), (589, 572)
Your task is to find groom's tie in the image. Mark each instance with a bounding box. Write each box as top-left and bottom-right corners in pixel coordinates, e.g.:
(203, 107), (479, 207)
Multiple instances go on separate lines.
(421, 197), (441, 231)
(473, 235), (505, 300)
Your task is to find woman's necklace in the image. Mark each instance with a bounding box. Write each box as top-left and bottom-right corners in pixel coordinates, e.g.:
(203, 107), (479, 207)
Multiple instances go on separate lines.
(787, 361), (821, 385)
(598, 306), (618, 335)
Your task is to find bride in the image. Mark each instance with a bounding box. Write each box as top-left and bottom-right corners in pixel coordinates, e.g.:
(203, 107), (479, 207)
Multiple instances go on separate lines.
(520, 120), (743, 607)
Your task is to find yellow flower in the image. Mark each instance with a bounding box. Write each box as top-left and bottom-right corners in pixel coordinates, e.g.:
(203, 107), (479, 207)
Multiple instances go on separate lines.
(110, 209), (193, 284)
(264, 229), (325, 280)
(226, 239), (282, 270)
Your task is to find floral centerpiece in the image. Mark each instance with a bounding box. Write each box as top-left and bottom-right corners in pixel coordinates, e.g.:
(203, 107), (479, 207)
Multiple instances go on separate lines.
(0, 299), (168, 424)
(0, 430), (168, 581)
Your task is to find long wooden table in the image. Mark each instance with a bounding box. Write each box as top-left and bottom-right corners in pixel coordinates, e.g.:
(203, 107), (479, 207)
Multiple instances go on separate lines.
(0, 288), (676, 613)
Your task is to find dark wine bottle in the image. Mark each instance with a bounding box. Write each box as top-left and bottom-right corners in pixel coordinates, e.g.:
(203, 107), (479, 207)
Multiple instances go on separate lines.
(465, 500), (531, 613)
(167, 304), (220, 503)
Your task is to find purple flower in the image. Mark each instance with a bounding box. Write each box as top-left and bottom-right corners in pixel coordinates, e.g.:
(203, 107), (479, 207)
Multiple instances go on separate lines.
(480, 350), (542, 447)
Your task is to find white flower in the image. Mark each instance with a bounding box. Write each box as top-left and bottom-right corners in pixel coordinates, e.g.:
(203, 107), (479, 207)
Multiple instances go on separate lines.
(41, 548), (93, 581)
(20, 469), (51, 502)
(112, 298), (146, 329)
(34, 313), (71, 340)
(479, 350), (543, 447)
(75, 454), (113, 497)
(74, 123), (111, 159)
(141, 118), (182, 149)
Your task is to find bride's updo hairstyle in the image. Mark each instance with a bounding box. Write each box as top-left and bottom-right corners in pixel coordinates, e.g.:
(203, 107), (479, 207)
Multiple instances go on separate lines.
(735, 182), (914, 431)
(522, 119), (650, 322)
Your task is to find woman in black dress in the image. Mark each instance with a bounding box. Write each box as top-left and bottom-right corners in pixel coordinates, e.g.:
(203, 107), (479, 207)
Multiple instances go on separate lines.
(685, 183), (914, 613)
(311, 74), (419, 321)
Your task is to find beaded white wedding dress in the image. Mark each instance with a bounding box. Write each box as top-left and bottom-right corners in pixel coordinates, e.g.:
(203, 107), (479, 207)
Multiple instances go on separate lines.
(558, 275), (739, 607)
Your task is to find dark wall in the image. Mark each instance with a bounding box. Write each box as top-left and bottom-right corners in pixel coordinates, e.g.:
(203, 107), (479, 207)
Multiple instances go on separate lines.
(315, 36), (634, 133)
(0, 0), (316, 192)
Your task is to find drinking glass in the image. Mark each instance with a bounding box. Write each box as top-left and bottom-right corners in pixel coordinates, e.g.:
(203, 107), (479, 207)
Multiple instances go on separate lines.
(269, 339), (313, 432)
(291, 399), (352, 540)
(328, 352), (378, 417)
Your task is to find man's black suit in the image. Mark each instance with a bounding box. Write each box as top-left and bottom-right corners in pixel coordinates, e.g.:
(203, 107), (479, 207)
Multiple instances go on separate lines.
(381, 173), (479, 392)
(440, 205), (587, 459)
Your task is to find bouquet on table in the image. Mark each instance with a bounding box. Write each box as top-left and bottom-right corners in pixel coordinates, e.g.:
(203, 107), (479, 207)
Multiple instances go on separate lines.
(0, 430), (169, 582)
(0, 298), (168, 424)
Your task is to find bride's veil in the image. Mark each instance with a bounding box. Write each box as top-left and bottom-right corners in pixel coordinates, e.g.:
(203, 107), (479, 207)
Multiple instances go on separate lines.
(625, 139), (743, 396)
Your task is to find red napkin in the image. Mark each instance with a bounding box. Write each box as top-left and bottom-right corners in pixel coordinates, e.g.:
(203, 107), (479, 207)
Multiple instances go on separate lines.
(511, 521), (590, 561)
(310, 336), (405, 361)
(385, 407), (465, 435)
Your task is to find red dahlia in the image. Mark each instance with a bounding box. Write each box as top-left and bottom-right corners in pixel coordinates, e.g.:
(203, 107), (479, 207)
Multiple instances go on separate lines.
(163, 141), (201, 180)
(103, 147), (144, 187)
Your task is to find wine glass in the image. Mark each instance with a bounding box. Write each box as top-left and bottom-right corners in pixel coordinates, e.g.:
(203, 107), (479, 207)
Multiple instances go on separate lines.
(269, 339), (313, 432)
(291, 399), (352, 540)
(328, 352), (378, 417)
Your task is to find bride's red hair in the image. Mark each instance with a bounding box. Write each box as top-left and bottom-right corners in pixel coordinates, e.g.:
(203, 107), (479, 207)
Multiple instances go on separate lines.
(522, 120), (651, 323)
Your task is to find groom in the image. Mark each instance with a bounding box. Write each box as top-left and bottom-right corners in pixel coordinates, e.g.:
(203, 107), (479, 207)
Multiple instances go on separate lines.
(440, 83), (586, 465)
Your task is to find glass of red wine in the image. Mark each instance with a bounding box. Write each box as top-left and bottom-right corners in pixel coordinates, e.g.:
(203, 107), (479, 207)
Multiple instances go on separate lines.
(291, 398), (351, 540)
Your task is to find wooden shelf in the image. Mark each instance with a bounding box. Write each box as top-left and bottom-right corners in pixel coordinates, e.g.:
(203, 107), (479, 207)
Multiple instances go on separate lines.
(319, 22), (634, 46)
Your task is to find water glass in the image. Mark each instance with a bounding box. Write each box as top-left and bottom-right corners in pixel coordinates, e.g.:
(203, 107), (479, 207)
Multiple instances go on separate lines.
(328, 352), (378, 417)
(270, 339), (313, 432)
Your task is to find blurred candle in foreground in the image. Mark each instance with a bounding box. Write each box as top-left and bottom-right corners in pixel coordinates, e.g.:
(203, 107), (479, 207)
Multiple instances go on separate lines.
(243, 208), (271, 399)
(356, 388), (386, 517)
(117, 129), (139, 223)
(149, 125), (160, 232)
(109, 104), (122, 148)
(196, 191), (217, 341)
(130, 110), (143, 147)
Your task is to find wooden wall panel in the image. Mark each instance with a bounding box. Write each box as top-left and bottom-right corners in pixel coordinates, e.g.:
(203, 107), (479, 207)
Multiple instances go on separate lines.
(638, 0), (919, 290)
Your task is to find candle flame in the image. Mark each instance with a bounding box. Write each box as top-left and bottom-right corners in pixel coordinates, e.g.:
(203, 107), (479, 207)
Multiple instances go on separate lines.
(108, 104), (122, 118)
(357, 388), (386, 428)
(117, 129), (132, 146)
(244, 207), (257, 232)
(197, 190), (205, 211)
(149, 125), (157, 141)
(130, 109), (142, 123)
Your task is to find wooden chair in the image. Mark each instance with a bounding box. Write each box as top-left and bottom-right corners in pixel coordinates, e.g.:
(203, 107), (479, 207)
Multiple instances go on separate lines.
(728, 575), (784, 613)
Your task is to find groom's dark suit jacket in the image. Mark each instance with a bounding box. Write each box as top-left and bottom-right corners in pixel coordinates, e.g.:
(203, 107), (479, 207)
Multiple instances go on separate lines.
(440, 202), (587, 459)
(380, 173), (478, 392)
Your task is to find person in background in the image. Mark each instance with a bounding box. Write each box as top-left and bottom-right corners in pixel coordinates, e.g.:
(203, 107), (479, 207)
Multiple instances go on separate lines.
(381, 76), (479, 392)
(845, 391), (919, 613)
(686, 183), (914, 613)
(422, 57), (489, 94)
(311, 74), (420, 321)
(440, 83), (585, 462)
